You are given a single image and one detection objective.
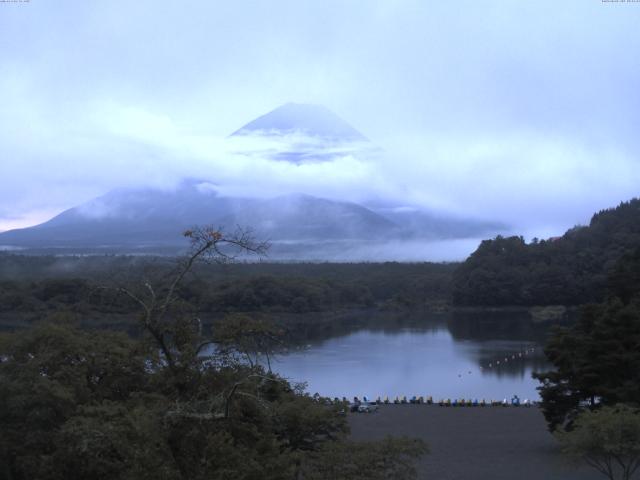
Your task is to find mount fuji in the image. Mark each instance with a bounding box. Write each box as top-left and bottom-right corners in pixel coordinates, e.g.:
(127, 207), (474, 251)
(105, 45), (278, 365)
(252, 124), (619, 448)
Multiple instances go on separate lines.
(0, 104), (507, 259)
(231, 102), (368, 142)
(229, 102), (375, 165)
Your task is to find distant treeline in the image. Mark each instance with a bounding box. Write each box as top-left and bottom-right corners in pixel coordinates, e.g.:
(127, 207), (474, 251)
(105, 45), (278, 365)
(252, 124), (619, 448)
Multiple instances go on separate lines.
(0, 258), (455, 331)
(453, 198), (640, 306)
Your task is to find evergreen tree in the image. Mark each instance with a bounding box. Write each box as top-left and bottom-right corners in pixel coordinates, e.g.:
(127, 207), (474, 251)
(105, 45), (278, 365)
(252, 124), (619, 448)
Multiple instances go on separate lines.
(535, 248), (640, 431)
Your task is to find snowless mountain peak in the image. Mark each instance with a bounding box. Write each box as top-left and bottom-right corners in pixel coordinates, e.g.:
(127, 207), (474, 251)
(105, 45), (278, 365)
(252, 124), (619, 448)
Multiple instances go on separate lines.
(231, 103), (368, 142)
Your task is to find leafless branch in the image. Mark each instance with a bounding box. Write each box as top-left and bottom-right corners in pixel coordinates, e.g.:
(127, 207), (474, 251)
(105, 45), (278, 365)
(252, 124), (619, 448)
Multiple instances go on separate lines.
(100, 225), (268, 373)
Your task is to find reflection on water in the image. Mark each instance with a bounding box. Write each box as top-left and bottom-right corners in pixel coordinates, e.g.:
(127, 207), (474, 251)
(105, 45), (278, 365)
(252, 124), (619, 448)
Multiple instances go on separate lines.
(272, 311), (552, 400)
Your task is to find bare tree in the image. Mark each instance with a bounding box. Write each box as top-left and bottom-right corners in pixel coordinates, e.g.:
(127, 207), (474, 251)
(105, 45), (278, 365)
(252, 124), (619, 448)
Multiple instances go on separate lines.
(213, 313), (285, 372)
(115, 226), (268, 371)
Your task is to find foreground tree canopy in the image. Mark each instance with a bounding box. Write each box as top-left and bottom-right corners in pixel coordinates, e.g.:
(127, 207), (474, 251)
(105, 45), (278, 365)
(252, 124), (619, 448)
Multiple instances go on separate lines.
(0, 322), (425, 480)
(557, 405), (640, 480)
(535, 248), (640, 431)
(0, 227), (427, 480)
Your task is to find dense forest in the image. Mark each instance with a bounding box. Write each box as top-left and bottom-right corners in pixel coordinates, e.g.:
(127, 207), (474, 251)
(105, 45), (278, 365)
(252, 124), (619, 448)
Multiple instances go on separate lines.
(4, 198), (640, 321)
(0, 256), (454, 336)
(452, 198), (640, 306)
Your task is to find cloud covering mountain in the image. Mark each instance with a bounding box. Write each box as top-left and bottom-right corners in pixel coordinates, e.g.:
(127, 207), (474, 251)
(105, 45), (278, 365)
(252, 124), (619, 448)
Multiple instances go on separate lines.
(0, 105), (506, 260)
(1, 0), (639, 255)
(229, 103), (376, 165)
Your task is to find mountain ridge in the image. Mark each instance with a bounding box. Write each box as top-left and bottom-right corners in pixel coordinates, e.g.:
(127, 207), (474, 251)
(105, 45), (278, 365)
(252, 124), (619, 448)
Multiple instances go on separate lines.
(0, 180), (504, 257)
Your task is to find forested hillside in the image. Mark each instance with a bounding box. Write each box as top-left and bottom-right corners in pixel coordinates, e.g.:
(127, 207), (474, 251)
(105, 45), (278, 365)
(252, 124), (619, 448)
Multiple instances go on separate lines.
(453, 198), (640, 306)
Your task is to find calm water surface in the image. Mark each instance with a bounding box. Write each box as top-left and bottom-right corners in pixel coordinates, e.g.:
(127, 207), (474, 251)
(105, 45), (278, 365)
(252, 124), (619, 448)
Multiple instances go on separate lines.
(272, 315), (550, 401)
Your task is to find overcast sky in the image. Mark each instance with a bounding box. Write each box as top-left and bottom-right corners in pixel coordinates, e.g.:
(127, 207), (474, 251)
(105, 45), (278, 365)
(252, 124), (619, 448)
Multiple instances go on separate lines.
(1, 0), (639, 239)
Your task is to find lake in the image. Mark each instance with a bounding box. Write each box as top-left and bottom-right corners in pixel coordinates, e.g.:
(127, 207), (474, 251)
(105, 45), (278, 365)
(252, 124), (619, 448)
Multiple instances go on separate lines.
(271, 311), (551, 401)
